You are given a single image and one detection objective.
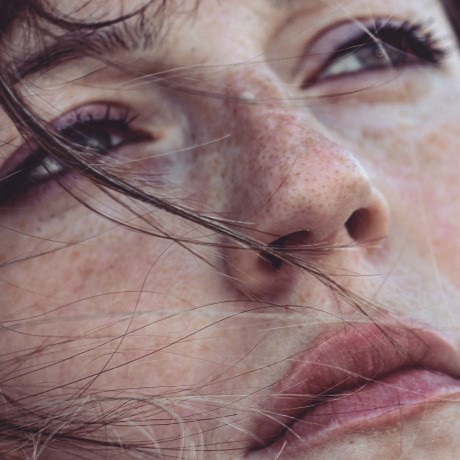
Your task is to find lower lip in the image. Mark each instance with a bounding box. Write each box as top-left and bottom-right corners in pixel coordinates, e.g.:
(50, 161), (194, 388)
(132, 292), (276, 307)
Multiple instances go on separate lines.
(248, 369), (460, 459)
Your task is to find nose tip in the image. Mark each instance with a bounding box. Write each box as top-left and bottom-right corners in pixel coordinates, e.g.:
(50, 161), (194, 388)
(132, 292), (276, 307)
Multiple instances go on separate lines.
(221, 112), (390, 299)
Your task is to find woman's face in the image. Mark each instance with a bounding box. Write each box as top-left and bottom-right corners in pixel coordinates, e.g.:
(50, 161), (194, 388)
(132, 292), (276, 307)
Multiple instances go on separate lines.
(2, 0), (460, 458)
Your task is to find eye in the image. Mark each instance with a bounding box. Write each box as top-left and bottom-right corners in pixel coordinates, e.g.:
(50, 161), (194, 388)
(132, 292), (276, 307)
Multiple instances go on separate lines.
(303, 20), (448, 86)
(0, 103), (150, 202)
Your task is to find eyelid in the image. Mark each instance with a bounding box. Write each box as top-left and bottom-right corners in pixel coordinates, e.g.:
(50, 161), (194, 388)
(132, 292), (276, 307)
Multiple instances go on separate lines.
(0, 103), (132, 173)
(0, 102), (152, 203)
(296, 18), (445, 88)
(53, 102), (137, 132)
(293, 21), (367, 82)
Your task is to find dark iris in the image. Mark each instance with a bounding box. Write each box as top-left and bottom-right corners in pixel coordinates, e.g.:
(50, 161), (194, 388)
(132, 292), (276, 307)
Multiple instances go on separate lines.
(64, 125), (114, 153)
(348, 42), (408, 70)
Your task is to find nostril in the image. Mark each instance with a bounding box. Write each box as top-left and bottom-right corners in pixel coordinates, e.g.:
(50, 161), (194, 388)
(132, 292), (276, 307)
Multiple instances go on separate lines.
(259, 239), (284, 271)
(259, 231), (311, 271)
(345, 208), (371, 241)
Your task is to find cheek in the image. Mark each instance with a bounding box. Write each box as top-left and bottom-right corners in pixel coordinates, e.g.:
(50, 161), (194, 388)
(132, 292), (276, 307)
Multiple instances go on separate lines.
(363, 124), (460, 289)
(311, 92), (460, 291)
(0, 192), (254, 386)
(416, 149), (460, 288)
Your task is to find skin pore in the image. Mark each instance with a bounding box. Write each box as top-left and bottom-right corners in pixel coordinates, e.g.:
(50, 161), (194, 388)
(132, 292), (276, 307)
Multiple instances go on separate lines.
(1, 0), (460, 459)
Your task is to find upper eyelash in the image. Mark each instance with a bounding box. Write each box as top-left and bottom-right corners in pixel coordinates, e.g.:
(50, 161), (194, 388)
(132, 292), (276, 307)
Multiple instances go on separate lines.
(335, 20), (449, 65)
(55, 103), (137, 134)
(301, 19), (450, 88)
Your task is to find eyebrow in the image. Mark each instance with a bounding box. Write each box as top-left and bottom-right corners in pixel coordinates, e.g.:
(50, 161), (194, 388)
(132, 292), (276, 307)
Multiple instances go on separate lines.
(16, 6), (164, 81)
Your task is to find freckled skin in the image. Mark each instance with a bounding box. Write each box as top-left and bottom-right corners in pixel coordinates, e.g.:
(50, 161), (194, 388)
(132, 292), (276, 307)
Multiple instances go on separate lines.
(1, 0), (460, 459)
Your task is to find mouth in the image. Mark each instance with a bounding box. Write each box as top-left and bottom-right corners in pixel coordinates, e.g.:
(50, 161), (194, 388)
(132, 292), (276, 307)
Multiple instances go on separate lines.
(246, 322), (460, 458)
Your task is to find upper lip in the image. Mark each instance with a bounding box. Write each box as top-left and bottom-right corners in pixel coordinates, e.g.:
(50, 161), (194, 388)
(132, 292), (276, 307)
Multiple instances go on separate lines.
(248, 320), (460, 449)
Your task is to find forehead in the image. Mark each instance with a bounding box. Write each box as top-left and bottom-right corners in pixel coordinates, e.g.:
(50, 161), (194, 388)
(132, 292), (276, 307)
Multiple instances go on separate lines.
(55, 0), (451, 56)
(54, 0), (446, 26)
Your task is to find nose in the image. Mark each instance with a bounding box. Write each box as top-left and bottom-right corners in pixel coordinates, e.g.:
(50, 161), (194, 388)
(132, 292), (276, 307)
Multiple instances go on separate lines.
(222, 102), (390, 298)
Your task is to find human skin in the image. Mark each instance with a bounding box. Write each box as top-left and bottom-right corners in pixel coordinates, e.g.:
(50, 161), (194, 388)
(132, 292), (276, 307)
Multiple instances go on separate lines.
(1, 0), (460, 459)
